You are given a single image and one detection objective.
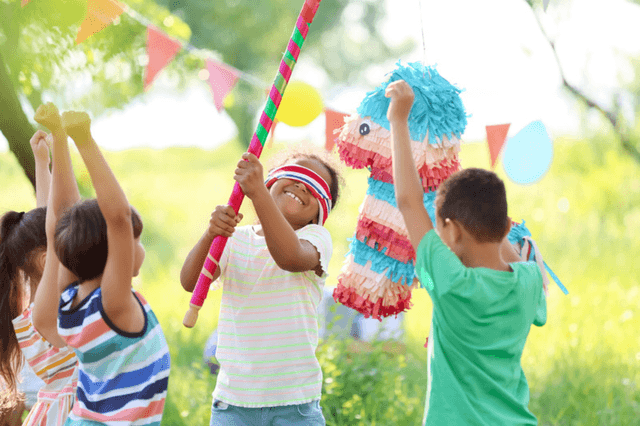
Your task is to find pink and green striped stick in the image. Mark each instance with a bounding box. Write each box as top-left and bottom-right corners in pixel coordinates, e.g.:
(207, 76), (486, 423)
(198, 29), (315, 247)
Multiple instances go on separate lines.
(184, 0), (322, 327)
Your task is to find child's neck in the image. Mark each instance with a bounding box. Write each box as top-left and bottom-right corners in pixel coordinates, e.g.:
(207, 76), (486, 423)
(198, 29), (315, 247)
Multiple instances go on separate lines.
(460, 241), (512, 272)
(72, 277), (101, 308)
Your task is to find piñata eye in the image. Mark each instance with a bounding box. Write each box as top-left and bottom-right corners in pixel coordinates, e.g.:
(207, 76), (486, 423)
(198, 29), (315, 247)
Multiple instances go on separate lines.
(359, 121), (371, 136)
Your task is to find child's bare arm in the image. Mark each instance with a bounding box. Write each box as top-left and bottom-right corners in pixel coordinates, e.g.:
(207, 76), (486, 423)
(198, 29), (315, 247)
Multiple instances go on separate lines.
(32, 104), (76, 347)
(387, 81), (433, 251)
(234, 153), (322, 273)
(29, 130), (51, 208)
(63, 112), (141, 331)
(180, 206), (242, 292)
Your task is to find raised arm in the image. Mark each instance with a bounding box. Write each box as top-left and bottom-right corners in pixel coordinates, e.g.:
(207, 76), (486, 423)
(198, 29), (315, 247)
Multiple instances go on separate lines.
(29, 130), (51, 208)
(180, 206), (242, 292)
(62, 112), (141, 331)
(32, 104), (76, 347)
(234, 153), (322, 274)
(386, 80), (433, 251)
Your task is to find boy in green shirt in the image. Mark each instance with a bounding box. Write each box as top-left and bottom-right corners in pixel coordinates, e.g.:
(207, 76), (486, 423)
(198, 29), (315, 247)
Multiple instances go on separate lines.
(386, 80), (546, 425)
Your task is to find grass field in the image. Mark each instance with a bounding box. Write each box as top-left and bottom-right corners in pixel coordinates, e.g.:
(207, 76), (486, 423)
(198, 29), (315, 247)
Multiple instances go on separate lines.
(1, 135), (638, 425)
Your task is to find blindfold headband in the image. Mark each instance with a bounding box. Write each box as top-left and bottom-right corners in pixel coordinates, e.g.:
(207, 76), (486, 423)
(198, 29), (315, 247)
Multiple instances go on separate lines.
(265, 164), (332, 225)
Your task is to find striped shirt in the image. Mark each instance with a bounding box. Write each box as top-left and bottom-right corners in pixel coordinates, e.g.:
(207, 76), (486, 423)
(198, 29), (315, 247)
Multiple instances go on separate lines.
(212, 224), (332, 407)
(12, 305), (78, 426)
(58, 284), (170, 425)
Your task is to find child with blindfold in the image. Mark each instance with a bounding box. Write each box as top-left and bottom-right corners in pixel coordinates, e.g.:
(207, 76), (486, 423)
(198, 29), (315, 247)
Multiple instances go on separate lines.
(181, 149), (342, 426)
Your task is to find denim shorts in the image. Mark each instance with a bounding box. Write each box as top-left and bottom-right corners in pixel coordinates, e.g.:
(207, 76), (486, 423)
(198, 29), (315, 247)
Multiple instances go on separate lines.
(209, 399), (325, 426)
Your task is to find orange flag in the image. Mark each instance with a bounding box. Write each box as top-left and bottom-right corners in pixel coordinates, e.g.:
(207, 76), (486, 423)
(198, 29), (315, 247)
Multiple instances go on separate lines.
(486, 123), (510, 169)
(325, 109), (348, 152)
(144, 26), (182, 90)
(76, 0), (125, 44)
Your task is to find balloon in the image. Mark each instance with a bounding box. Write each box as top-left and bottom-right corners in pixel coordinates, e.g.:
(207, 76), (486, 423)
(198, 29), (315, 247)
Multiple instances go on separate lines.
(503, 120), (553, 185)
(276, 81), (323, 127)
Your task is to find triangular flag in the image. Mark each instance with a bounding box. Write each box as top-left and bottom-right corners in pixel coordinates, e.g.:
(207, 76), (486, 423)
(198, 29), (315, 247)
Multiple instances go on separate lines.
(75, 0), (125, 44)
(206, 60), (239, 112)
(144, 26), (182, 90)
(325, 109), (348, 151)
(21, 0), (30, 7)
(543, 0), (550, 12)
(485, 123), (510, 169)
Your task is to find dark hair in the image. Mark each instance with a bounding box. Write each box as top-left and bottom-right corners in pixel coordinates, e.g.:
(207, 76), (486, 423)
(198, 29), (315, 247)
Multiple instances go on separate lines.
(54, 199), (143, 282)
(269, 149), (344, 210)
(436, 168), (509, 243)
(0, 208), (46, 402)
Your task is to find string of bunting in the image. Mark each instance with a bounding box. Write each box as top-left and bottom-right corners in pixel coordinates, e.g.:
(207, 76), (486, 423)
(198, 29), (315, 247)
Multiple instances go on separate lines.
(22, 0), (347, 151)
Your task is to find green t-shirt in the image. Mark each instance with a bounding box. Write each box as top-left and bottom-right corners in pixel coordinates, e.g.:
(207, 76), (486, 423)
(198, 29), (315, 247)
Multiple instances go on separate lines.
(416, 230), (546, 426)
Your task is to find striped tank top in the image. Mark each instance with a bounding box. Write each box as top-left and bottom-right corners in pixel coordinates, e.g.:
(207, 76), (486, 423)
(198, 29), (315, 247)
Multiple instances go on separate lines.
(212, 224), (332, 407)
(58, 283), (170, 425)
(12, 305), (79, 426)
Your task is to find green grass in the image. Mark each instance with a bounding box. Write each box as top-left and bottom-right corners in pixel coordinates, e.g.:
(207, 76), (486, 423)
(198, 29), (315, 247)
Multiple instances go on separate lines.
(1, 136), (638, 425)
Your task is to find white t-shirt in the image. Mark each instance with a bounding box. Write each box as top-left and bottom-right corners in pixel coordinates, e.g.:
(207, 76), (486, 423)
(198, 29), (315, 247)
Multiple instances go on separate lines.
(211, 224), (332, 407)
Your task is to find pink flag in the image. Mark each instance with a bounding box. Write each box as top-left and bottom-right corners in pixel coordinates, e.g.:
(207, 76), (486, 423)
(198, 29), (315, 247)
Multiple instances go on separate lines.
(486, 123), (510, 169)
(144, 26), (182, 90)
(325, 109), (348, 151)
(21, 0), (30, 6)
(206, 60), (239, 111)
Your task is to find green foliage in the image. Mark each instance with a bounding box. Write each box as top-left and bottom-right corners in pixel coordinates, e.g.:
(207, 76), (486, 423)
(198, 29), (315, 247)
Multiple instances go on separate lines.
(1, 135), (639, 425)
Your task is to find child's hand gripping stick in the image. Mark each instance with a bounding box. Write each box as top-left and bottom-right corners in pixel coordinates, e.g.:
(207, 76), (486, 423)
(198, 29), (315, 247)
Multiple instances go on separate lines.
(183, 0), (322, 328)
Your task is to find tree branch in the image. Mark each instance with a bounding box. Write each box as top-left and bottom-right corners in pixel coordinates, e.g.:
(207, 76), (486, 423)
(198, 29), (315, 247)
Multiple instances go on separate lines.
(528, 2), (640, 164)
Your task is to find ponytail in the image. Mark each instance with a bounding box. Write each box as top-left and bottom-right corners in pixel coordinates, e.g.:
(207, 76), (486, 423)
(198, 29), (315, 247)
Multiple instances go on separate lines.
(0, 208), (46, 405)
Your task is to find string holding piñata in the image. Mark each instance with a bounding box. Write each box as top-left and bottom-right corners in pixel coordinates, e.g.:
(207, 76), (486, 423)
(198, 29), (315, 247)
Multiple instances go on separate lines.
(184, 0), (322, 328)
(333, 61), (468, 320)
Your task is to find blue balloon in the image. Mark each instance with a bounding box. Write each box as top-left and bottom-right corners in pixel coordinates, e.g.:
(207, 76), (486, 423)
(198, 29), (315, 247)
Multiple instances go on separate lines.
(502, 120), (553, 185)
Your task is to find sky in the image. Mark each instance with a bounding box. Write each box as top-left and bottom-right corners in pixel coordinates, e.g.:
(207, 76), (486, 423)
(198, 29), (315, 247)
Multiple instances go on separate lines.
(2, 0), (640, 152)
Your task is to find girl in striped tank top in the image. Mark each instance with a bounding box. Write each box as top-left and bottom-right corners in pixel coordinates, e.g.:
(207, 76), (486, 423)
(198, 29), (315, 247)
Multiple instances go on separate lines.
(1, 127), (78, 426)
(32, 106), (170, 425)
(181, 149), (342, 426)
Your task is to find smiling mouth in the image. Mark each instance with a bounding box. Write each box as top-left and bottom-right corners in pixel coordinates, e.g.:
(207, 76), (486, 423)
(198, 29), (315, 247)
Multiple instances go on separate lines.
(284, 191), (304, 205)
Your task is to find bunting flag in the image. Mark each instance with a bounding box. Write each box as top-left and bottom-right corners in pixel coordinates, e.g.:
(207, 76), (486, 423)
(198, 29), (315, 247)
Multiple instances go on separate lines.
(485, 123), (510, 169)
(324, 108), (348, 151)
(543, 0), (550, 11)
(206, 59), (239, 112)
(21, 0), (30, 7)
(75, 0), (125, 45)
(144, 26), (182, 90)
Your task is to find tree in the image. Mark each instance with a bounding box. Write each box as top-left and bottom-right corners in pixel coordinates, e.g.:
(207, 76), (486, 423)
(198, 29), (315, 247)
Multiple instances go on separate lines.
(525, 0), (640, 163)
(1, 0), (410, 189)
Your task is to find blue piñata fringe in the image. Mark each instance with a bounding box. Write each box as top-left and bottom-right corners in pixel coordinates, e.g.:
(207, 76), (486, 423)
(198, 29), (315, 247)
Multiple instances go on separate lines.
(356, 61), (469, 144)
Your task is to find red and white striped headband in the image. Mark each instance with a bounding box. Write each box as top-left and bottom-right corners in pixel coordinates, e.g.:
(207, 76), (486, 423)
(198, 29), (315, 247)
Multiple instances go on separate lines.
(265, 164), (332, 225)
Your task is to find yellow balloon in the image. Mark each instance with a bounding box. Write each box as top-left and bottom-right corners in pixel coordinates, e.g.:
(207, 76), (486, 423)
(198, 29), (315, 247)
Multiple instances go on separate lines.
(276, 81), (324, 127)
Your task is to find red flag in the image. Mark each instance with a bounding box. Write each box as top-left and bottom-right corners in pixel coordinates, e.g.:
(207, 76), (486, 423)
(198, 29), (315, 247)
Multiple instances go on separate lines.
(206, 60), (239, 112)
(144, 26), (182, 90)
(486, 124), (510, 169)
(325, 109), (348, 151)
(75, 0), (125, 44)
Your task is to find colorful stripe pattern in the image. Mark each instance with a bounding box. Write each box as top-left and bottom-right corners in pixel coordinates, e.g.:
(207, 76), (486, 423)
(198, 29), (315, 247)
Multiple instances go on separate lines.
(58, 285), (170, 425)
(12, 305), (78, 426)
(265, 164), (332, 225)
(188, 0), (323, 319)
(212, 225), (331, 407)
(333, 63), (468, 320)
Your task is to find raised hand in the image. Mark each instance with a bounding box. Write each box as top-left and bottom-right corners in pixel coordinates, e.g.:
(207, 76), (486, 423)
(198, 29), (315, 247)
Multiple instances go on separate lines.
(34, 103), (63, 132)
(61, 111), (93, 146)
(385, 80), (415, 125)
(29, 130), (50, 163)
